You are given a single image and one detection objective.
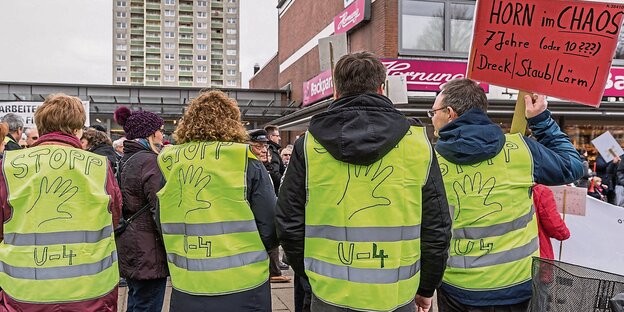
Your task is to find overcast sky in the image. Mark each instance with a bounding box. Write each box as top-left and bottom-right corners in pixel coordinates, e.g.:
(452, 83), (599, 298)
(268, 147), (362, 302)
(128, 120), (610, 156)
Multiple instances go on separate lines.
(0, 0), (277, 87)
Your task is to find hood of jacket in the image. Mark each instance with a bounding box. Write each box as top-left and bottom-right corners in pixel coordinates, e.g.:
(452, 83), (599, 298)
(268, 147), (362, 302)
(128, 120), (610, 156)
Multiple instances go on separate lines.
(308, 93), (410, 166)
(435, 108), (505, 165)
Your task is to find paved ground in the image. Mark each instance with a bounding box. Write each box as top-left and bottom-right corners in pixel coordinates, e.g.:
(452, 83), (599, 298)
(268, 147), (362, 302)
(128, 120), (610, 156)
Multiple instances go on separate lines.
(118, 268), (438, 311)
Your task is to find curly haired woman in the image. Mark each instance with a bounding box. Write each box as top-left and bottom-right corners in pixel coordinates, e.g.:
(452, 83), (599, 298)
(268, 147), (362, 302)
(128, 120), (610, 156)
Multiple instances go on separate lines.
(157, 90), (277, 311)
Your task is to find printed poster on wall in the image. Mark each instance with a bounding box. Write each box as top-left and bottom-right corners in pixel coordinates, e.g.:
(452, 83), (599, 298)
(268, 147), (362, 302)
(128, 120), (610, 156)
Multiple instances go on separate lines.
(0, 101), (90, 128)
(467, 0), (624, 107)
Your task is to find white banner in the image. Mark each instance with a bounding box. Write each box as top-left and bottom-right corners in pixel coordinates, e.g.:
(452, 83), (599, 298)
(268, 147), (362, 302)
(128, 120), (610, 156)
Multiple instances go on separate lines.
(0, 101), (90, 128)
(553, 196), (624, 276)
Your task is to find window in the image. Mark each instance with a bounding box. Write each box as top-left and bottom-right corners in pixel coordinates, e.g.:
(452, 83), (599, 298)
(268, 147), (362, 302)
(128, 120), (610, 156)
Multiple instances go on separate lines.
(165, 20), (175, 27)
(197, 65), (207, 72)
(116, 54), (127, 61)
(226, 39), (236, 45)
(196, 77), (207, 83)
(227, 69), (236, 76)
(165, 0), (175, 4)
(197, 55), (207, 61)
(180, 65), (192, 71)
(116, 1), (126, 7)
(165, 64), (175, 71)
(116, 44), (127, 51)
(227, 80), (237, 86)
(226, 59), (236, 65)
(197, 1), (207, 6)
(165, 53), (175, 60)
(147, 75), (160, 81)
(197, 22), (207, 29)
(227, 8), (237, 14)
(165, 31), (175, 38)
(116, 11), (127, 18)
(197, 44), (207, 50)
(165, 9), (175, 16)
(616, 25), (624, 62)
(197, 12), (207, 18)
(226, 49), (236, 56)
(165, 75), (175, 81)
(226, 29), (236, 35)
(227, 0), (236, 3)
(116, 66), (128, 72)
(117, 22), (127, 29)
(197, 33), (208, 40)
(116, 76), (127, 83)
(165, 42), (175, 49)
(400, 0), (475, 56)
(227, 18), (236, 24)
(116, 33), (127, 39)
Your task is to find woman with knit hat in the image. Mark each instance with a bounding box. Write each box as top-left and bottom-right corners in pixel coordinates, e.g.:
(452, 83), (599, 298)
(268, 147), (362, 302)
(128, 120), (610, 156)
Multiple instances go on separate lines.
(114, 106), (169, 312)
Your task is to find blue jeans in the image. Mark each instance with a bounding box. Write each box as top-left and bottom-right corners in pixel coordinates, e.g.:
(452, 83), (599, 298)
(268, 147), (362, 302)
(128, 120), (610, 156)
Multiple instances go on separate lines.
(126, 277), (167, 312)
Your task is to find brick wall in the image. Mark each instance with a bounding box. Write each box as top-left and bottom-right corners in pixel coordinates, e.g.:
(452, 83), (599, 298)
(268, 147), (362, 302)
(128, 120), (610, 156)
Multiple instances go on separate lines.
(249, 54), (279, 89)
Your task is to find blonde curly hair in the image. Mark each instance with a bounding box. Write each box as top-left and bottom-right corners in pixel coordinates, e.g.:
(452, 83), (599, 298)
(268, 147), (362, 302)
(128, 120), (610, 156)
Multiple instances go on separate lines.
(174, 90), (248, 144)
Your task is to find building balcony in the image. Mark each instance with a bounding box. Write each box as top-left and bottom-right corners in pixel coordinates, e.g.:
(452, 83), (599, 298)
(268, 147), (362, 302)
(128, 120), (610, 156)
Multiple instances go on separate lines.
(131, 17), (144, 24)
(145, 58), (160, 65)
(179, 60), (193, 65)
(179, 71), (193, 77)
(130, 7), (143, 14)
(146, 36), (160, 43)
(211, 63), (223, 70)
(211, 32), (223, 39)
(211, 1), (223, 9)
(146, 47), (160, 54)
(131, 39), (144, 46)
(130, 50), (144, 56)
(145, 80), (161, 86)
(146, 3), (160, 10)
(146, 25), (160, 32)
(211, 22), (223, 28)
(179, 38), (192, 44)
(179, 16), (193, 23)
(179, 48), (193, 55)
(211, 54), (223, 59)
(146, 14), (160, 21)
(130, 28), (144, 35)
(211, 43), (223, 50)
(211, 74), (223, 80)
(179, 5), (193, 12)
(179, 26), (193, 33)
(179, 81), (193, 87)
(131, 61), (144, 67)
(146, 70), (161, 75)
(130, 71), (144, 78)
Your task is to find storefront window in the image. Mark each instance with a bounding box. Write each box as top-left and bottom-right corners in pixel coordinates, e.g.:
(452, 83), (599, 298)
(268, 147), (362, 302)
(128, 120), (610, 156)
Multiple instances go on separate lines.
(615, 22), (624, 62)
(400, 0), (475, 57)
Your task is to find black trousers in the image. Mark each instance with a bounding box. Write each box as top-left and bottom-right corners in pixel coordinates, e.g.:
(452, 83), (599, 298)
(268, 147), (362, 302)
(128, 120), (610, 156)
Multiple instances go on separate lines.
(437, 288), (529, 312)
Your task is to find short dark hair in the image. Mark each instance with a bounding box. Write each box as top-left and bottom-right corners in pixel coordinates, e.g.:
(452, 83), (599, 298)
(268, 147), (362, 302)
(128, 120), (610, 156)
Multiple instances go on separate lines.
(264, 125), (278, 134)
(333, 52), (386, 96)
(440, 79), (488, 116)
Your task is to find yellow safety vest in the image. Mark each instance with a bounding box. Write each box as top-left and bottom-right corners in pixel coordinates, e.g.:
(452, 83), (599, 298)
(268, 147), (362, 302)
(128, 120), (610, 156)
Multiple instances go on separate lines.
(0, 145), (118, 303)
(157, 141), (268, 295)
(304, 127), (431, 312)
(437, 133), (538, 291)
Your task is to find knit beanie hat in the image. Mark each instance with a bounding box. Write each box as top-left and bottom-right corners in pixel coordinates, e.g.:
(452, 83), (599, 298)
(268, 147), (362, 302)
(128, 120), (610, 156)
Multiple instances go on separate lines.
(114, 106), (164, 140)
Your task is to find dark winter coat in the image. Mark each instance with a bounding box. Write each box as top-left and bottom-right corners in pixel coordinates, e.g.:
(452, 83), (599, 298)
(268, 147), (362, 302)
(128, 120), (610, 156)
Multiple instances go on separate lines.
(115, 140), (169, 280)
(276, 93), (452, 298)
(3, 133), (22, 151)
(90, 143), (120, 171)
(435, 108), (583, 306)
(267, 140), (284, 196)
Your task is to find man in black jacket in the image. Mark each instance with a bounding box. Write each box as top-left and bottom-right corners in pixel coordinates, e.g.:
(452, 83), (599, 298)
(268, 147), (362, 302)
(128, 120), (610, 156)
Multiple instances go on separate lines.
(264, 125), (285, 196)
(1, 113), (24, 151)
(276, 52), (451, 312)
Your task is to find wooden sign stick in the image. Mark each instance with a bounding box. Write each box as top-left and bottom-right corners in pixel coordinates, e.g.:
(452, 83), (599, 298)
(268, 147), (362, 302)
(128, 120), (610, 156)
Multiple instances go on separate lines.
(510, 90), (532, 135)
(329, 42), (336, 100)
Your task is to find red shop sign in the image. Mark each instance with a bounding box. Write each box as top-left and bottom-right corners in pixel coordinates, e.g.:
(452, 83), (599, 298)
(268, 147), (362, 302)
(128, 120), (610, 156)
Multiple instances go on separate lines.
(303, 69), (333, 107)
(334, 0), (371, 35)
(604, 67), (624, 97)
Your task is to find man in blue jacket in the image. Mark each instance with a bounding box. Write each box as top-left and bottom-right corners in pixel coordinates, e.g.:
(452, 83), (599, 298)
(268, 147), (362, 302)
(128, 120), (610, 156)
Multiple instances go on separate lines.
(430, 79), (583, 312)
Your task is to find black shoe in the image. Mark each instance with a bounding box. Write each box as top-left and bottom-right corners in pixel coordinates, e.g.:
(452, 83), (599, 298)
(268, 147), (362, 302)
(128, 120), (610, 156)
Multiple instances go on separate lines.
(119, 278), (128, 287)
(278, 262), (289, 270)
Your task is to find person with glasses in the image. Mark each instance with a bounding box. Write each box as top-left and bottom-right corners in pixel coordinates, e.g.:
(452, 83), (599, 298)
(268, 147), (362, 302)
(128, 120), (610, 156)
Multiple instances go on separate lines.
(24, 127), (38, 148)
(430, 79), (583, 312)
(281, 145), (293, 167)
(264, 125), (285, 196)
(276, 52), (451, 312)
(113, 106), (168, 312)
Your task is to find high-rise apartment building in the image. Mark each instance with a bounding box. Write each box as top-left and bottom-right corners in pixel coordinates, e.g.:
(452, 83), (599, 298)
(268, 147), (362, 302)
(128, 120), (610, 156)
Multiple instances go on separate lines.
(113, 0), (240, 87)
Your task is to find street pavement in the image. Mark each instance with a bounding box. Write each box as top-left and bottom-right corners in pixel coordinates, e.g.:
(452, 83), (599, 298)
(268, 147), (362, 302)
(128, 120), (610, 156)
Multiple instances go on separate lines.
(117, 268), (438, 311)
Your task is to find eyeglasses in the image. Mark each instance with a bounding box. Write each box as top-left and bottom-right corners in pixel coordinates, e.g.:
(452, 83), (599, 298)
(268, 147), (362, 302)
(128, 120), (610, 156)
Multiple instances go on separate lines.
(271, 134), (280, 137)
(427, 106), (448, 118)
(282, 153), (291, 156)
(250, 143), (268, 150)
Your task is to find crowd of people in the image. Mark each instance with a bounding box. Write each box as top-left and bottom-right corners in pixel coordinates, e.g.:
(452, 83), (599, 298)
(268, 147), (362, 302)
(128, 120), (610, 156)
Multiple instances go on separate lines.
(0, 51), (586, 312)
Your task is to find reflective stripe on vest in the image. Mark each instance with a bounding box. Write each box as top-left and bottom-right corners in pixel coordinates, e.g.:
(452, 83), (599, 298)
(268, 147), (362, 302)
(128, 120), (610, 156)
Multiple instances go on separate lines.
(304, 257), (421, 284)
(157, 141), (268, 296)
(3, 226), (113, 246)
(0, 146), (118, 304)
(437, 133), (538, 291)
(304, 127), (431, 312)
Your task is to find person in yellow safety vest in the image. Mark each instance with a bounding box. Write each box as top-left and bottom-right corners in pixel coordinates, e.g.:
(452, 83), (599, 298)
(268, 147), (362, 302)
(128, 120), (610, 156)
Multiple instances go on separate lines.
(0, 93), (122, 312)
(276, 51), (453, 312)
(429, 79), (584, 312)
(157, 90), (278, 312)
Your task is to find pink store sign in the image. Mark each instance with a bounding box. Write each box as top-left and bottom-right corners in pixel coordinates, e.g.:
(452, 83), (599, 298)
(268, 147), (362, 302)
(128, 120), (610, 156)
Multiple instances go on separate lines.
(303, 69), (333, 107)
(381, 59), (489, 93)
(603, 67), (624, 97)
(334, 0), (371, 35)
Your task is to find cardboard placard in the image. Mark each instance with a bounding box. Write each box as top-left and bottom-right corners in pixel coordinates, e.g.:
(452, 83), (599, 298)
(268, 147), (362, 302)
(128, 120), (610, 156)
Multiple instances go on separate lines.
(547, 185), (588, 216)
(591, 131), (624, 162)
(467, 0), (624, 107)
